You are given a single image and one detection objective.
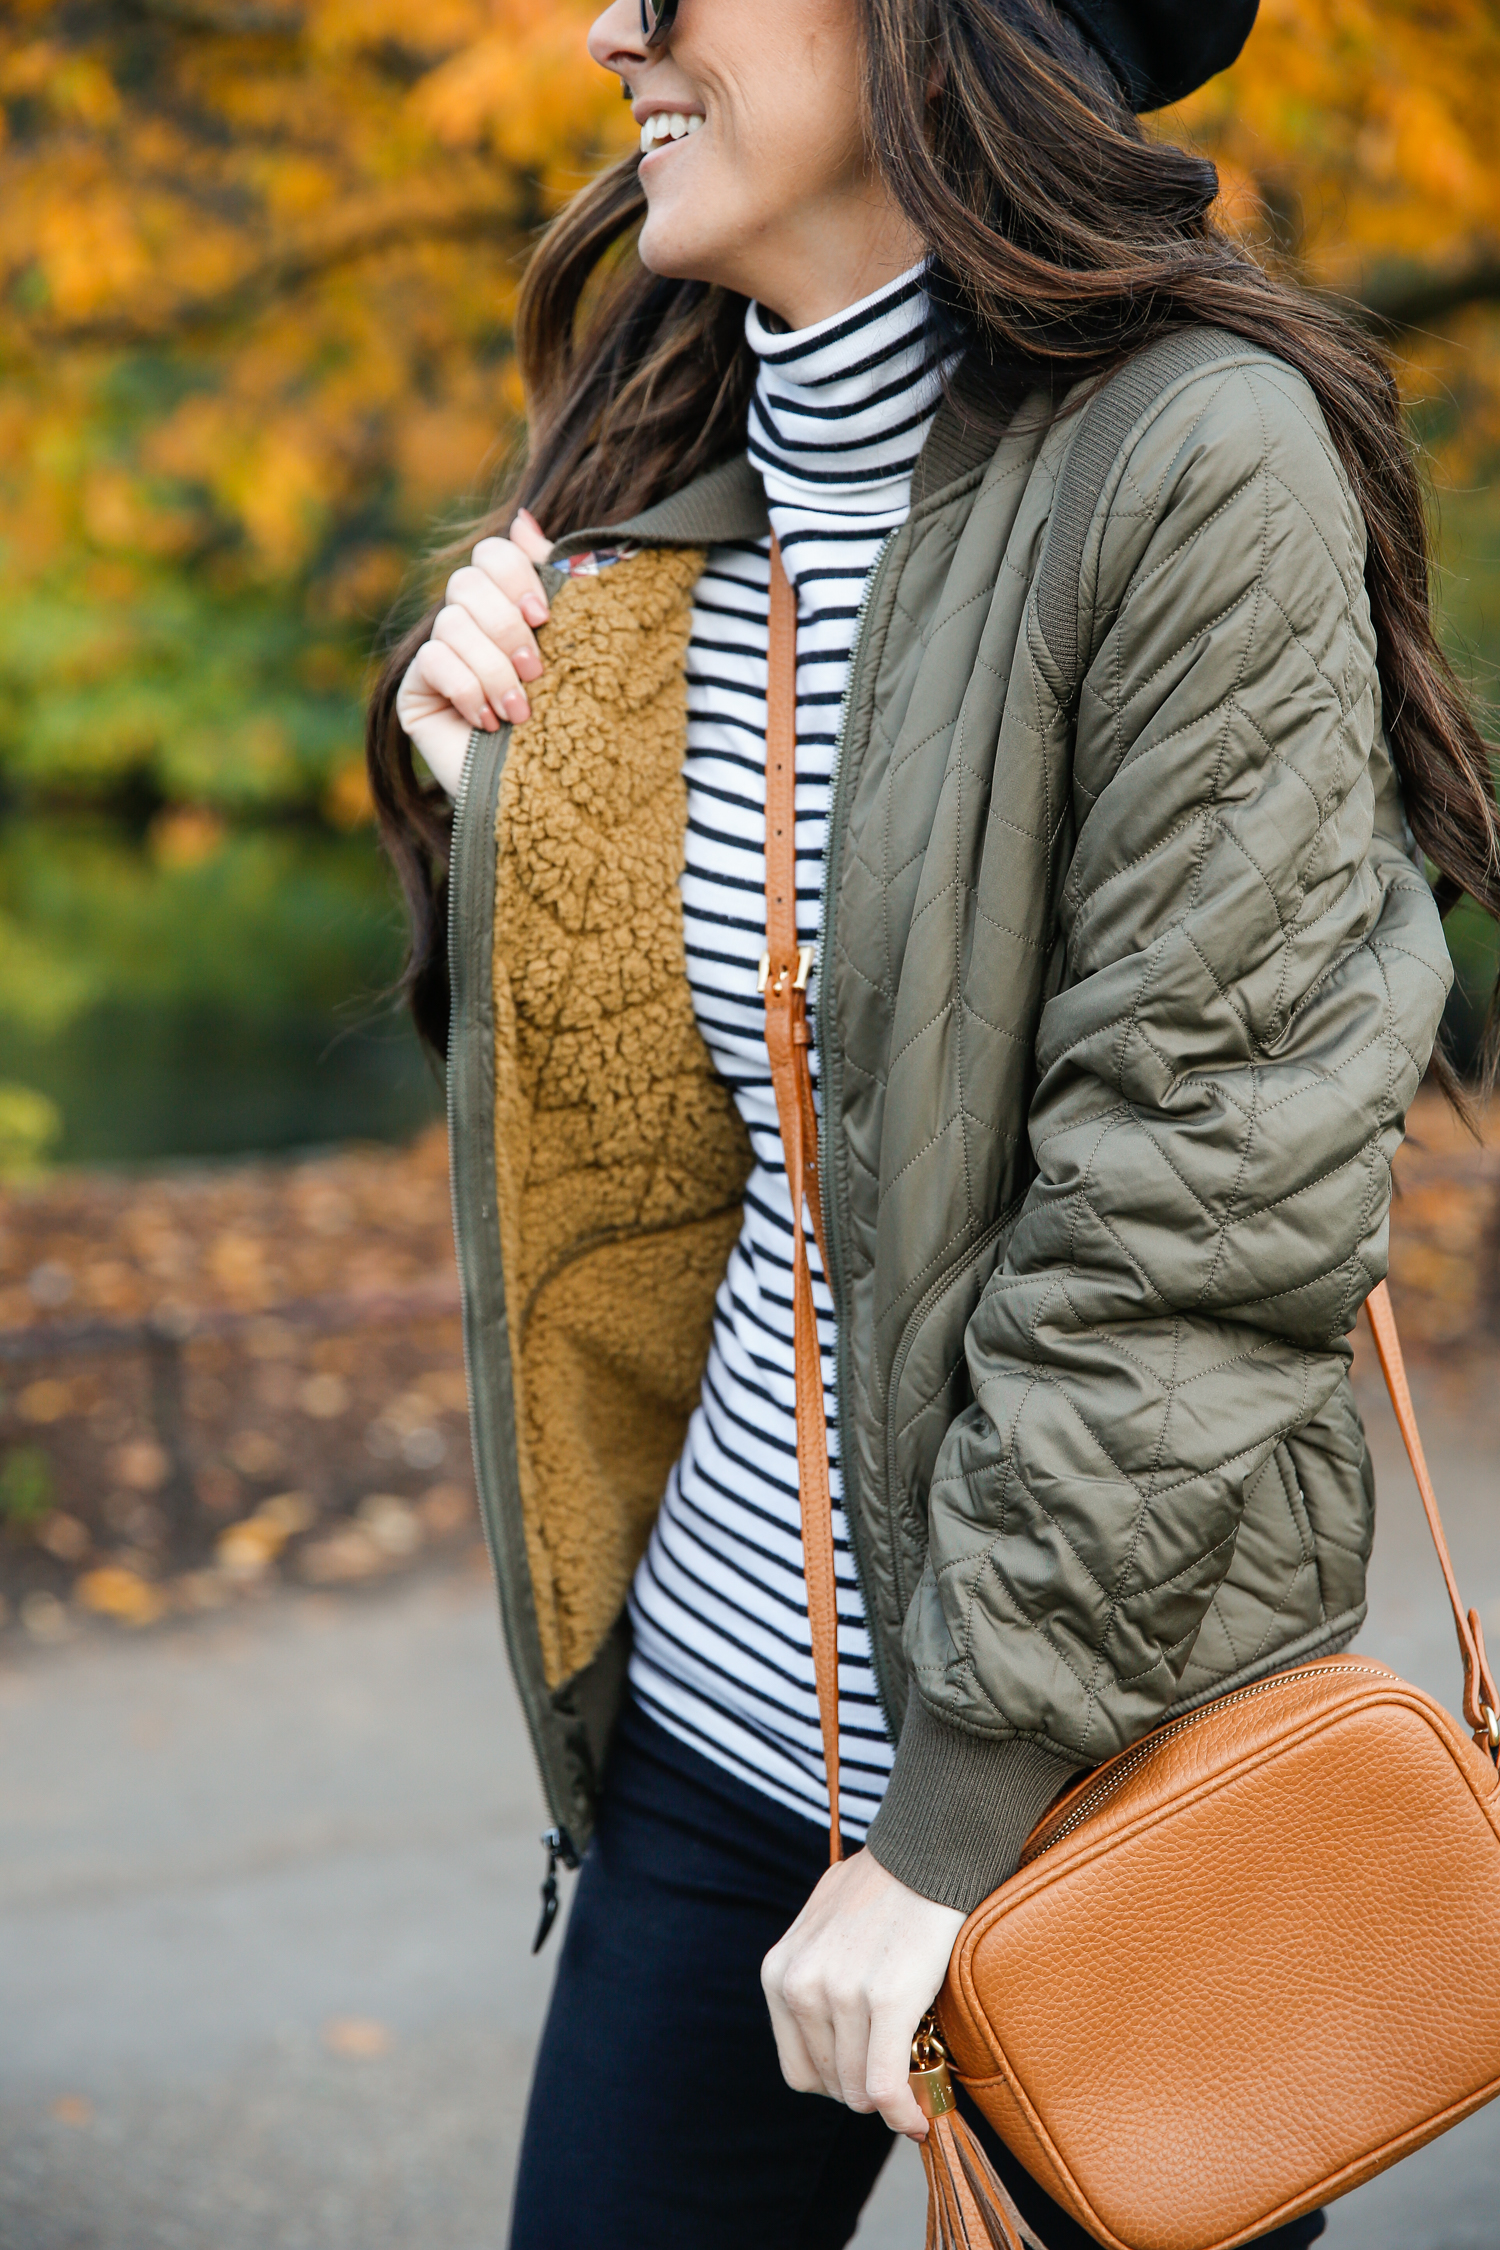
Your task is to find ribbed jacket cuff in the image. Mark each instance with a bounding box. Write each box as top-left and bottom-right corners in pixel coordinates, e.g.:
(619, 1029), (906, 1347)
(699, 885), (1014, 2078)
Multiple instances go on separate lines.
(865, 1695), (1080, 1913)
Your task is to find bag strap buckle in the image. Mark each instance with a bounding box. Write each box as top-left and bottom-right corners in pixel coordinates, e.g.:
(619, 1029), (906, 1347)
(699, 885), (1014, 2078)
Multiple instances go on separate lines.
(757, 944), (814, 996)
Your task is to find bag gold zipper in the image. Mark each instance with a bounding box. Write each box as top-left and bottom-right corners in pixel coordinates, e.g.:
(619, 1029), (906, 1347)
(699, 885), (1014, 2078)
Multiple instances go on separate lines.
(1024, 1660), (1388, 1863)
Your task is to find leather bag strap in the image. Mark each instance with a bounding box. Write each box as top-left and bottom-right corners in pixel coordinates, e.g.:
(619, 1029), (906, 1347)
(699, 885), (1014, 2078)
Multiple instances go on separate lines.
(1363, 1279), (1499, 1752)
(762, 540), (1500, 1875)
(762, 537), (842, 1863)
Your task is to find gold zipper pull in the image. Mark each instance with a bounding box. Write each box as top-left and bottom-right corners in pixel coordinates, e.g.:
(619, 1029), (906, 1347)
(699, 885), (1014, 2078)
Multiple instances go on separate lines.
(910, 2011), (956, 2121)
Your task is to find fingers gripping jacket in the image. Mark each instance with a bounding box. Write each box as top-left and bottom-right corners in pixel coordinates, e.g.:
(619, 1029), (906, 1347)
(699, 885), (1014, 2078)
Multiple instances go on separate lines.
(911, 2020), (1047, 2250)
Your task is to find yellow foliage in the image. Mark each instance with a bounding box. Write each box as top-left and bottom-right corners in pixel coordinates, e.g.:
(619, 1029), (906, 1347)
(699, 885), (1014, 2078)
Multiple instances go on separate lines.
(1183, 0), (1500, 279)
(0, 1084), (63, 1181)
(414, 5), (630, 171)
(0, 0), (1498, 821)
(0, 0), (623, 624)
(33, 184), (149, 316)
(149, 807), (228, 869)
(325, 759), (375, 827)
(1175, 0), (1500, 478)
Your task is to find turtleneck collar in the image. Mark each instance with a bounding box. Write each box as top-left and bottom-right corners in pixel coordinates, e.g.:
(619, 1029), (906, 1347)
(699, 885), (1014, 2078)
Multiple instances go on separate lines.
(744, 262), (951, 528)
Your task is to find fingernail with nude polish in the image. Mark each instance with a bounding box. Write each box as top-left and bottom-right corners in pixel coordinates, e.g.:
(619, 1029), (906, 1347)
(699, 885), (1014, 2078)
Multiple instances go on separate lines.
(502, 690), (529, 724)
(513, 647), (542, 681)
(480, 705), (499, 730)
(521, 595), (549, 627)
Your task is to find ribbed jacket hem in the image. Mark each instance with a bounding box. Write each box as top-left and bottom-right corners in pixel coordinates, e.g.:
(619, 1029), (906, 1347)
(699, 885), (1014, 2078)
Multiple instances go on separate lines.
(864, 1696), (1080, 1913)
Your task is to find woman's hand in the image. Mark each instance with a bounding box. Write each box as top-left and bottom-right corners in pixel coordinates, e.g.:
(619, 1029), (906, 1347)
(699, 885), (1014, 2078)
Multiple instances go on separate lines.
(396, 509), (554, 796)
(762, 1848), (965, 2139)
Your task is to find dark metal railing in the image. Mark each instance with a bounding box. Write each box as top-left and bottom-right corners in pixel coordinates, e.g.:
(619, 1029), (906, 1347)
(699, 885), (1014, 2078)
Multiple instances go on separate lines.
(0, 1278), (462, 1550)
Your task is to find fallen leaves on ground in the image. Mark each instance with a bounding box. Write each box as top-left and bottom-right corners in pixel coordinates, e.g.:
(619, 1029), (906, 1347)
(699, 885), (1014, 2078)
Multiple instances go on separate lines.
(0, 1125), (482, 1638)
(1380, 1090), (1500, 1347)
(75, 1564), (167, 1628)
(2, 1095), (1493, 1644)
(321, 2019), (395, 2060)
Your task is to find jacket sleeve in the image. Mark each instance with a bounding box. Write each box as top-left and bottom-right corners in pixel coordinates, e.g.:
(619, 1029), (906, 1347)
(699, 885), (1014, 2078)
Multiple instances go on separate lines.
(867, 356), (1453, 1911)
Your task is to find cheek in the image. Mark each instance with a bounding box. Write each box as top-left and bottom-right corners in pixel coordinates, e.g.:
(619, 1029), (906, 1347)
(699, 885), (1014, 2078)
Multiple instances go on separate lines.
(638, 126), (762, 255)
(639, 107), (828, 260)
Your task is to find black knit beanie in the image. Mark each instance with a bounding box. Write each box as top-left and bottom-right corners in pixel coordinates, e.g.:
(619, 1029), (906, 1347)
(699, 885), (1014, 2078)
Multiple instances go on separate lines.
(1052, 0), (1259, 109)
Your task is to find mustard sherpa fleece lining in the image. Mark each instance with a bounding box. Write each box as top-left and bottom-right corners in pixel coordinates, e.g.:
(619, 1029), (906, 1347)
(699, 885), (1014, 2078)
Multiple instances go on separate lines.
(491, 548), (753, 1688)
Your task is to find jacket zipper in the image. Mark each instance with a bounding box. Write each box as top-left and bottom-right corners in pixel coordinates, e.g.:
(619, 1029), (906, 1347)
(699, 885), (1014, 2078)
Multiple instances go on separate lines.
(450, 520), (904, 1855)
(446, 730), (484, 1460)
(815, 526), (902, 1733)
(446, 719), (580, 1916)
(1023, 1661), (1388, 1863)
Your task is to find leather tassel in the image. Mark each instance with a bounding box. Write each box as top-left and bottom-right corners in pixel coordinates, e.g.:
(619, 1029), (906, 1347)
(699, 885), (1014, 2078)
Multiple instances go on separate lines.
(911, 2018), (1050, 2250)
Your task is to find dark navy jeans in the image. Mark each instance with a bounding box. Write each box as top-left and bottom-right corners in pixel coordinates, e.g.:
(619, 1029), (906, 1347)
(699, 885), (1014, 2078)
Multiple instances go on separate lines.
(509, 1696), (1327, 2249)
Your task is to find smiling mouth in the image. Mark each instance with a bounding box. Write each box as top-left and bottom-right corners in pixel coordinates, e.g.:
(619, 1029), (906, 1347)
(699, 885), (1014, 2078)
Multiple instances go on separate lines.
(639, 112), (703, 154)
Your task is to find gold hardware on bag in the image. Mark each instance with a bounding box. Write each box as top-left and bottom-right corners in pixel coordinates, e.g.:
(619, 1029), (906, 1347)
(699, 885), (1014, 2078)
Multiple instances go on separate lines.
(910, 2012), (957, 2123)
(761, 515), (1500, 2248)
(764, 539), (1040, 2247)
(930, 1283), (1500, 2250)
(909, 2014), (1043, 2246)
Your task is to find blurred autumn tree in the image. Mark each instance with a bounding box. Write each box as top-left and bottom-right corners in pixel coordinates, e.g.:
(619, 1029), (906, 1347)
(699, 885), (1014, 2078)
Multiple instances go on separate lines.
(2, 0), (1498, 822)
(1182, 0), (1500, 1055)
(0, 0), (1497, 1161)
(1188, 0), (1500, 632)
(0, 0), (631, 1159)
(0, 0), (630, 828)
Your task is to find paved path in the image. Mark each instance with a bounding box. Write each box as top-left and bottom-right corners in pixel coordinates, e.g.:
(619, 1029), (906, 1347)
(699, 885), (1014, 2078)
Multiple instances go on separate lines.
(1, 1358), (1496, 2249)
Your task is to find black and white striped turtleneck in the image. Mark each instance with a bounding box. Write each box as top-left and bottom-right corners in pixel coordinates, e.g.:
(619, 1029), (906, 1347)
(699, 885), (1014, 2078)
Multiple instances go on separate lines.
(627, 265), (950, 1837)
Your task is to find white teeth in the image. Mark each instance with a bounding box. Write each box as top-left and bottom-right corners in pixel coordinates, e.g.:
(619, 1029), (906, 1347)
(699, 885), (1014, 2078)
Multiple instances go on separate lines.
(639, 112), (702, 152)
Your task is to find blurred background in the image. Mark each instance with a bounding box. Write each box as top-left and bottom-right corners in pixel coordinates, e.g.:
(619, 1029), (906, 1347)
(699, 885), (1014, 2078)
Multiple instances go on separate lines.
(1, 3), (1498, 2246)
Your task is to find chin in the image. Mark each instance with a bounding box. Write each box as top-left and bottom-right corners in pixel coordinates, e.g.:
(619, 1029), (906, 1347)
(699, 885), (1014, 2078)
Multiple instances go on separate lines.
(636, 205), (721, 288)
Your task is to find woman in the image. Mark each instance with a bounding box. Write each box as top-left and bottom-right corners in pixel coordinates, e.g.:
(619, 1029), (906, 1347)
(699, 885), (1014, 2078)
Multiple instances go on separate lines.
(367, 0), (1499, 2242)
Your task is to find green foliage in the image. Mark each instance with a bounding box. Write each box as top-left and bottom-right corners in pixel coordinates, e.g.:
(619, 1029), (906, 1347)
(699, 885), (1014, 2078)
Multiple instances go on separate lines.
(0, 816), (442, 1162)
(0, 0), (1495, 1167)
(1432, 481), (1500, 707)
(0, 1446), (54, 1530)
(0, 547), (370, 817)
(0, 818), (403, 1020)
(0, 908), (100, 1035)
(1441, 893), (1500, 1068)
(0, 1084), (63, 1179)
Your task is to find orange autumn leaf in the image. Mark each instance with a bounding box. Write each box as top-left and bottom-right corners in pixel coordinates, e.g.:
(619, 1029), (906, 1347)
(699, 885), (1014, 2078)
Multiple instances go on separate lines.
(0, 1), (1497, 818)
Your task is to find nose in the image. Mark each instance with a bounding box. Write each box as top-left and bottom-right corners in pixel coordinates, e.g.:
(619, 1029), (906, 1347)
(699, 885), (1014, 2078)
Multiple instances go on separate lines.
(587, 0), (648, 76)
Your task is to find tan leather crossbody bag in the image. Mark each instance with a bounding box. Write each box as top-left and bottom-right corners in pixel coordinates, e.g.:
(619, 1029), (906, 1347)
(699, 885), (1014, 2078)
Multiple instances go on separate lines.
(760, 534), (1500, 2250)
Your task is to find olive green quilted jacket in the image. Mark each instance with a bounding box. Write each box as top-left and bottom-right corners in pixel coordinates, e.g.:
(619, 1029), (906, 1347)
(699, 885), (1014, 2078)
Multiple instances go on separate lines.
(446, 329), (1452, 1910)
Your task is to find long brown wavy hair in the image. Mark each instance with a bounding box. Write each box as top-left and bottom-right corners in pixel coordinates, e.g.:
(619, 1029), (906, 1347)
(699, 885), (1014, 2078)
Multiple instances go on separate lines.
(368, 0), (1500, 1085)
